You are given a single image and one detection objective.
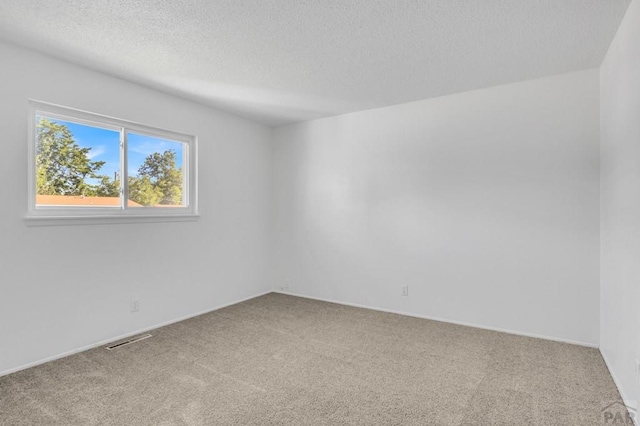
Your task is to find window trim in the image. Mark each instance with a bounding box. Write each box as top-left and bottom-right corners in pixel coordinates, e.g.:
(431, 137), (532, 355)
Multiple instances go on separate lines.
(26, 100), (198, 226)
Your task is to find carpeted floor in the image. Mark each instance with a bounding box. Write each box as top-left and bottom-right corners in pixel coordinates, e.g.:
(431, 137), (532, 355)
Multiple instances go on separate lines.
(0, 293), (626, 425)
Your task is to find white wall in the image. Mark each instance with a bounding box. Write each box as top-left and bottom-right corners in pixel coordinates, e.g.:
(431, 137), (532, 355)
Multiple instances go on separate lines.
(271, 69), (601, 346)
(600, 0), (640, 411)
(0, 42), (272, 375)
(0, 34), (611, 377)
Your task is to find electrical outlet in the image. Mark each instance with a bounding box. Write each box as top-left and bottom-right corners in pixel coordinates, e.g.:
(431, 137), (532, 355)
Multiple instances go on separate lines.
(131, 299), (140, 313)
(282, 280), (290, 292)
(401, 286), (409, 296)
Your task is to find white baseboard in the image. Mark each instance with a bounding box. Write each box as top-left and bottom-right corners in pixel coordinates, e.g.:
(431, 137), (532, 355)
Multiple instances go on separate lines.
(273, 290), (600, 349)
(601, 350), (639, 426)
(1, 289), (600, 378)
(0, 290), (271, 378)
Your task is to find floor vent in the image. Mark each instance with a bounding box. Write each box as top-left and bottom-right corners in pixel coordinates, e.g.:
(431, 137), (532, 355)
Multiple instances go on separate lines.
(105, 334), (152, 350)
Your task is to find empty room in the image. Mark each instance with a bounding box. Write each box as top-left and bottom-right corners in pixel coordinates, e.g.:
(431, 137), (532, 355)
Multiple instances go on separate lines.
(0, 1), (638, 425)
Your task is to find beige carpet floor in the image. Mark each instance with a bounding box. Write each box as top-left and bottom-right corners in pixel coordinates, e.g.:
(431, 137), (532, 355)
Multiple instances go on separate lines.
(0, 293), (626, 425)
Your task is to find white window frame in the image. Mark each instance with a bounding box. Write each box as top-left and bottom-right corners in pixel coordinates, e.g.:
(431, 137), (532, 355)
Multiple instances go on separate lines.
(26, 100), (198, 226)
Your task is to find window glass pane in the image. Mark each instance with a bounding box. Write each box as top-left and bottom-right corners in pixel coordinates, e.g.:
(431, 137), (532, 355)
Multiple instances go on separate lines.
(35, 115), (121, 207)
(127, 132), (185, 208)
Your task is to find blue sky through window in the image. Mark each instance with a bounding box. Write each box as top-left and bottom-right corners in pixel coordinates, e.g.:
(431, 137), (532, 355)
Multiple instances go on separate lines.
(128, 132), (184, 176)
(37, 116), (184, 186)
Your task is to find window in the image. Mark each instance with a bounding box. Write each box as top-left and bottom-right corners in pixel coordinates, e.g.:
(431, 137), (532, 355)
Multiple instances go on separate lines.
(27, 101), (197, 225)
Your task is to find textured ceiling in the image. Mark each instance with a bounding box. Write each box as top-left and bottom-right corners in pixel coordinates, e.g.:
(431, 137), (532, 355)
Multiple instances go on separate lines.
(0, 0), (631, 127)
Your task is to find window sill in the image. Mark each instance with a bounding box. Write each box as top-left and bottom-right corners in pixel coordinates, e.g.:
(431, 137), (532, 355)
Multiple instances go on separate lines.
(24, 214), (200, 227)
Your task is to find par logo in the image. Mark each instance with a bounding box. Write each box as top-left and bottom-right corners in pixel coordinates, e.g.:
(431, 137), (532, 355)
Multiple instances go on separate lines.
(601, 401), (637, 425)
